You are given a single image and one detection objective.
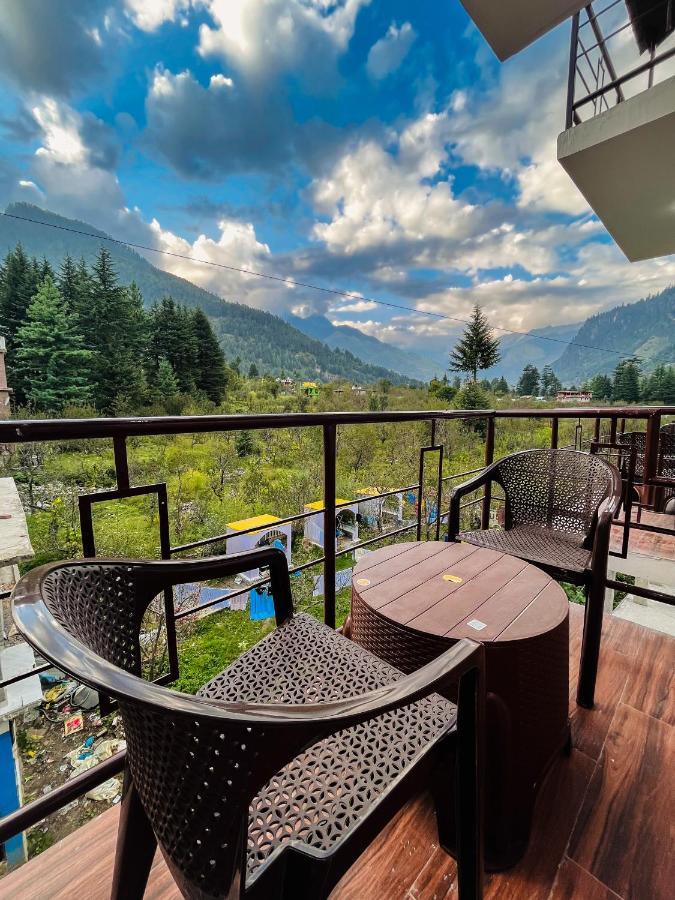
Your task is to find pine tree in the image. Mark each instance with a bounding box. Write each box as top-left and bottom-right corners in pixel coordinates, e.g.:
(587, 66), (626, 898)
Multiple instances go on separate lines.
(517, 365), (540, 396)
(613, 358), (641, 403)
(147, 297), (198, 393)
(89, 248), (147, 411)
(191, 308), (227, 403)
(541, 365), (562, 398)
(0, 244), (39, 404)
(248, 363), (259, 379)
(588, 373), (613, 401)
(454, 381), (489, 436)
(449, 305), (500, 382)
(153, 357), (180, 400)
(15, 276), (92, 413)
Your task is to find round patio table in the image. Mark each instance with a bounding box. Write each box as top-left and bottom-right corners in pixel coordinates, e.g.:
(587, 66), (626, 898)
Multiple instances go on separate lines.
(347, 541), (570, 870)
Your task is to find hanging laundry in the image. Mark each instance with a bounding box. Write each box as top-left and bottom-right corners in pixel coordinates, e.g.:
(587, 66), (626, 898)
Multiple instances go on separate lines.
(249, 587), (275, 620)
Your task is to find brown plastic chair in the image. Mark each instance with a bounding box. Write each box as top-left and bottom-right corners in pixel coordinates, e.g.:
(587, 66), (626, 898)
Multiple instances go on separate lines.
(12, 547), (485, 900)
(614, 429), (675, 516)
(447, 449), (621, 709)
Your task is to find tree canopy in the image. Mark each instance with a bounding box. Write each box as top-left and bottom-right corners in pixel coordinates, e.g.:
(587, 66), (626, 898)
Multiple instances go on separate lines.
(449, 305), (500, 382)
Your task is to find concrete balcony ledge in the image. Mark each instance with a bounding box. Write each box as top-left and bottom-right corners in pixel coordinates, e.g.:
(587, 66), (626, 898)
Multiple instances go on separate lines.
(460, 0), (587, 60)
(558, 75), (675, 261)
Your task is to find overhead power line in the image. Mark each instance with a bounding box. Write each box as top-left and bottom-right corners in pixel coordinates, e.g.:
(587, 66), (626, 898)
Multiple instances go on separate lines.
(1, 210), (636, 360)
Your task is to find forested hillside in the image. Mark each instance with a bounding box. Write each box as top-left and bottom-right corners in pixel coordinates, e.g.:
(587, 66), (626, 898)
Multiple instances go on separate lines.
(0, 204), (410, 385)
(554, 286), (675, 383)
(485, 322), (582, 384)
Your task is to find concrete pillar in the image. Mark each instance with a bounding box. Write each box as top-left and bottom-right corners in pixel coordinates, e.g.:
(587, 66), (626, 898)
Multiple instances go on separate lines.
(0, 337), (11, 419)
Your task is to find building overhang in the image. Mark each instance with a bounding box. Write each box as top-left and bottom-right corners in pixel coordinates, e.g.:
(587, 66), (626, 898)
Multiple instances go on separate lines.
(558, 76), (675, 261)
(459, 0), (587, 60)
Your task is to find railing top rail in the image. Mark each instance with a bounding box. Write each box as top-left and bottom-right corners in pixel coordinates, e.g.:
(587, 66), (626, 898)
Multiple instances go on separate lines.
(0, 407), (671, 443)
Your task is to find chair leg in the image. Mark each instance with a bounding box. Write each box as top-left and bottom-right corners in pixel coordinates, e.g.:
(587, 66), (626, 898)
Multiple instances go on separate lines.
(111, 773), (157, 900)
(455, 669), (484, 900)
(576, 580), (603, 709)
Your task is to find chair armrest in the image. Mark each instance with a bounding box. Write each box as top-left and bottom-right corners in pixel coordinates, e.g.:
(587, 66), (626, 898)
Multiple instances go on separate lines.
(589, 469), (623, 572)
(135, 548), (294, 625)
(448, 467), (493, 541)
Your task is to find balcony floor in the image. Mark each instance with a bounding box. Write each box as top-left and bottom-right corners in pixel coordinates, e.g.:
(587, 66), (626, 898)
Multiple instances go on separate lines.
(3, 603), (674, 900)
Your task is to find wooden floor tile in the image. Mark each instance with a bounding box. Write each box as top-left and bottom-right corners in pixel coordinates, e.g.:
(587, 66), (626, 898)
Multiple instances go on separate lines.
(620, 627), (675, 725)
(331, 794), (437, 900)
(569, 647), (631, 760)
(482, 749), (595, 900)
(568, 703), (675, 900)
(550, 858), (622, 900)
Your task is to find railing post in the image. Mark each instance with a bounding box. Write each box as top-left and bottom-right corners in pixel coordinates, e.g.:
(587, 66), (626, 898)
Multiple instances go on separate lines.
(609, 416), (617, 445)
(550, 417), (559, 450)
(323, 423), (337, 629)
(566, 12), (581, 128)
(113, 435), (130, 490)
(643, 413), (661, 485)
(481, 417), (495, 530)
(594, 417), (601, 443)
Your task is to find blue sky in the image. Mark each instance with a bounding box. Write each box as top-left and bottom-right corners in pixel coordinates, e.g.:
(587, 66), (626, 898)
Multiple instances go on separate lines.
(1, 0), (673, 360)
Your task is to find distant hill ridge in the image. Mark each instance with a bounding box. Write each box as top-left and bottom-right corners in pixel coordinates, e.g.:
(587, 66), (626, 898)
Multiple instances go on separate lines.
(552, 286), (675, 383)
(0, 203), (414, 385)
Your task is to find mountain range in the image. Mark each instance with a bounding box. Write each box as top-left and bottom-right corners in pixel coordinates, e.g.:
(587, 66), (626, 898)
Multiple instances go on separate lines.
(1, 203), (672, 386)
(0, 203), (412, 385)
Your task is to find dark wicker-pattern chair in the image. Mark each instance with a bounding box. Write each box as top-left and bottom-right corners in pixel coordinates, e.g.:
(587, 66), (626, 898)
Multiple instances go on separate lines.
(615, 429), (675, 516)
(12, 548), (485, 900)
(447, 449), (621, 709)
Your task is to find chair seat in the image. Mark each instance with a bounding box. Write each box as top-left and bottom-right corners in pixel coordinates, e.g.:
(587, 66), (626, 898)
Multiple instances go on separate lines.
(198, 613), (456, 883)
(458, 524), (591, 577)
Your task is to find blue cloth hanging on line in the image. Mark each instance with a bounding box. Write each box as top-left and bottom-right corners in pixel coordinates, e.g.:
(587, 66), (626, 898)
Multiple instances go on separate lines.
(249, 587), (275, 621)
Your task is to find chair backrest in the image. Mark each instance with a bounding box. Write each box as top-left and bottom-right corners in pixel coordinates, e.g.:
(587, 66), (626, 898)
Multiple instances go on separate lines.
(493, 449), (613, 542)
(13, 559), (328, 899)
(657, 430), (675, 480)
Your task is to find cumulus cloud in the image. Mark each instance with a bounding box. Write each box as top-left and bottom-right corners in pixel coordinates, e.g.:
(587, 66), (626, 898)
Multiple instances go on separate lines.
(367, 21), (416, 79)
(0, 0), (109, 96)
(449, 35), (589, 216)
(196, 0), (370, 87)
(309, 112), (557, 275)
(123, 0), (190, 31)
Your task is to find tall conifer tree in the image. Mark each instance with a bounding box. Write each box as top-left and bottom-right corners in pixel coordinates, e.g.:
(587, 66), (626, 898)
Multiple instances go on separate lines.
(89, 247), (147, 411)
(15, 276), (92, 413)
(449, 305), (500, 382)
(191, 308), (227, 403)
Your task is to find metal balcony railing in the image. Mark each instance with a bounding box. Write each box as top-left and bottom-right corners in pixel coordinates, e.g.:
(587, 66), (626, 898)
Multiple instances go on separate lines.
(0, 404), (673, 853)
(565, 1), (675, 128)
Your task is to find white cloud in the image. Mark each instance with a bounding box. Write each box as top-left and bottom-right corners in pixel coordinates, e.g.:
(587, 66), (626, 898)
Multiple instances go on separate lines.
(367, 21), (416, 80)
(309, 112), (557, 274)
(195, 0), (370, 87)
(123, 0), (190, 31)
(330, 299), (378, 313)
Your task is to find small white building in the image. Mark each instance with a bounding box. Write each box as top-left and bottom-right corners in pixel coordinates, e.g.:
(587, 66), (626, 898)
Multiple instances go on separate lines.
(356, 488), (404, 527)
(303, 500), (358, 549)
(225, 515), (292, 581)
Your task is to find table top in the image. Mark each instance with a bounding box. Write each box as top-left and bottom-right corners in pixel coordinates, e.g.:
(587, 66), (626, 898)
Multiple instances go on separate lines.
(352, 542), (568, 643)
